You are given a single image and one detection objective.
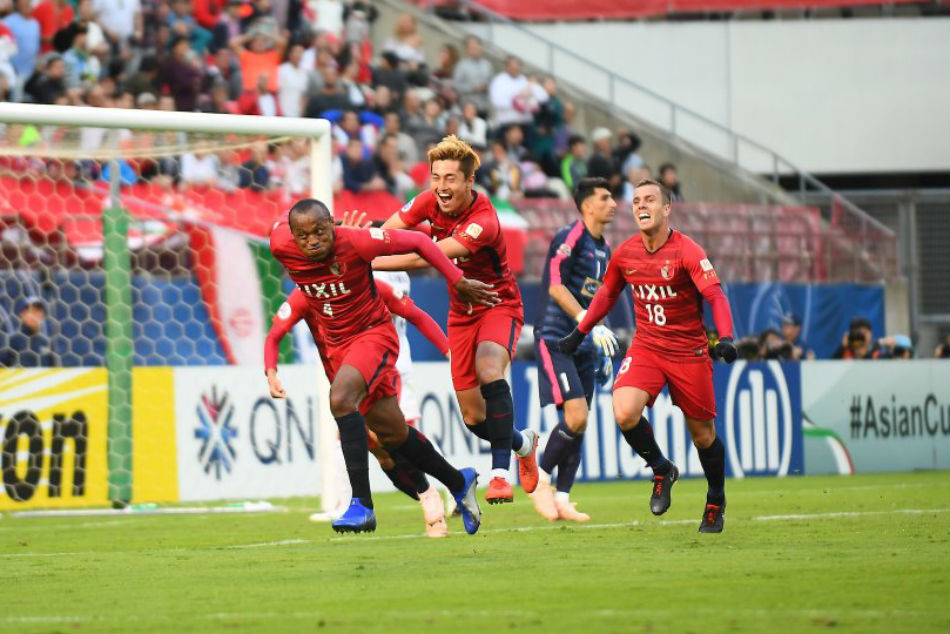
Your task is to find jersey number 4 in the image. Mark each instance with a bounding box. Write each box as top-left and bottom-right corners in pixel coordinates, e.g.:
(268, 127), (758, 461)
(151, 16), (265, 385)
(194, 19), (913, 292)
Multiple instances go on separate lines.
(644, 303), (666, 326)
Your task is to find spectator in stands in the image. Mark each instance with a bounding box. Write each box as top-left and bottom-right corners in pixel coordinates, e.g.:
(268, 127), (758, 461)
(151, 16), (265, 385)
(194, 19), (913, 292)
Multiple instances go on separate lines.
(779, 312), (813, 360)
(758, 328), (795, 360)
(832, 316), (884, 360)
(92, 0), (142, 54)
(334, 108), (377, 156)
(553, 100), (578, 157)
(621, 164), (652, 202)
(532, 75), (562, 175)
(280, 139), (310, 198)
(452, 34), (492, 116)
(587, 127), (621, 193)
(372, 50), (407, 102)
(935, 334), (950, 359)
(0, 296), (56, 367)
(231, 26), (285, 98)
(431, 42), (458, 94)
(32, 0), (72, 54)
(502, 123), (531, 162)
(203, 46), (242, 100)
(125, 53), (158, 97)
(341, 136), (386, 193)
(304, 64), (351, 117)
(374, 133), (413, 198)
(275, 42), (307, 117)
(343, 2), (376, 46)
(3, 0), (40, 99)
(159, 35), (202, 111)
(658, 162), (684, 202)
(560, 134), (587, 191)
(339, 58), (368, 108)
(201, 78), (236, 113)
(25, 52), (67, 103)
(62, 24), (101, 90)
(879, 334), (914, 359)
(489, 55), (533, 129)
(0, 20), (17, 96)
(167, 0), (212, 54)
(383, 13), (424, 68)
(180, 147), (220, 185)
(382, 110), (417, 165)
(613, 128), (644, 178)
(307, 0), (344, 37)
(239, 141), (270, 191)
(479, 139), (521, 201)
(458, 100), (487, 150)
(211, 0), (248, 54)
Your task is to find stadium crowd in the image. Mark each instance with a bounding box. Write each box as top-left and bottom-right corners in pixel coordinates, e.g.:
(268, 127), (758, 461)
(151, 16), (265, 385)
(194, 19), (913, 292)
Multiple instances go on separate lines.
(0, 0), (682, 202)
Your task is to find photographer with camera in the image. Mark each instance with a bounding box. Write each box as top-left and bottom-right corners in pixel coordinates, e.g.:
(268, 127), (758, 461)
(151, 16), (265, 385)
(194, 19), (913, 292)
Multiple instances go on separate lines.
(832, 316), (884, 360)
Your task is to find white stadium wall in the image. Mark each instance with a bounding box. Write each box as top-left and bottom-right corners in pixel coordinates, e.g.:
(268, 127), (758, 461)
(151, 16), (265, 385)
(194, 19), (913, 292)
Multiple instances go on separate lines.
(471, 18), (950, 174)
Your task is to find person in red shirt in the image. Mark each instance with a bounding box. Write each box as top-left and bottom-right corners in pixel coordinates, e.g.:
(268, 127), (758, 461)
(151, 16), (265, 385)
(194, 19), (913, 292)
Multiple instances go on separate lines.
(270, 198), (495, 534)
(373, 135), (540, 505)
(559, 179), (738, 533)
(32, 0), (73, 53)
(265, 282), (452, 538)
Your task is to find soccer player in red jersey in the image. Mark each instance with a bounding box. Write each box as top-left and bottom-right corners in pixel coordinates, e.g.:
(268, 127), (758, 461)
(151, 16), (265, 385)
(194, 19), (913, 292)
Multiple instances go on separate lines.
(559, 179), (738, 533)
(270, 198), (496, 534)
(372, 135), (540, 505)
(264, 281), (452, 537)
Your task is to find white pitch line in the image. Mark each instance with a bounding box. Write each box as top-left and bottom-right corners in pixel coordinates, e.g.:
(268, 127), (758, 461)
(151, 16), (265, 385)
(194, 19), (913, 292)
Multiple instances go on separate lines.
(754, 508), (949, 521)
(224, 539), (310, 549)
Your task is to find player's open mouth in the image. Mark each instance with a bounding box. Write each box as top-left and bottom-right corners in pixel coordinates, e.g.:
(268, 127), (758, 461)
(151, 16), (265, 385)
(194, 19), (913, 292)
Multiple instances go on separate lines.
(437, 192), (452, 204)
(637, 213), (651, 221)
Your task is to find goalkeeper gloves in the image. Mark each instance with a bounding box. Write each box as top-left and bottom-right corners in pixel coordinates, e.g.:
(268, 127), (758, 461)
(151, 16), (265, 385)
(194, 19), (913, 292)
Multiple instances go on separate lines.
(595, 351), (614, 388)
(713, 336), (738, 363)
(573, 310), (619, 357)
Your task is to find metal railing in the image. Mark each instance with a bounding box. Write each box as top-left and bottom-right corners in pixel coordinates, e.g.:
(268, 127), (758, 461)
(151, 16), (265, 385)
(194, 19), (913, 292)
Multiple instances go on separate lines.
(417, 0), (898, 272)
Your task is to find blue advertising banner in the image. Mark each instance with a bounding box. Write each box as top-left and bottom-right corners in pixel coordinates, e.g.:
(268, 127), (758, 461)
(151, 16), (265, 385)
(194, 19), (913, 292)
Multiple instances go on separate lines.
(412, 360), (803, 483)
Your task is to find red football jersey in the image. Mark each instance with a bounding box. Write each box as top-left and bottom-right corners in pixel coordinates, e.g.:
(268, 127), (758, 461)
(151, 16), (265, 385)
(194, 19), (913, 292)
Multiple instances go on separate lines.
(397, 189), (522, 317)
(270, 223), (400, 347)
(604, 229), (720, 356)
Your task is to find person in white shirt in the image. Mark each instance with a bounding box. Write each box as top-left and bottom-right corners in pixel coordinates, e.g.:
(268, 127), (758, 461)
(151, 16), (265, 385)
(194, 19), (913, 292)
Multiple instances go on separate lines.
(92, 0), (141, 50)
(458, 100), (487, 149)
(180, 150), (220, 185)
(489, 55), (535, 128)
(277, 44), (308, 117)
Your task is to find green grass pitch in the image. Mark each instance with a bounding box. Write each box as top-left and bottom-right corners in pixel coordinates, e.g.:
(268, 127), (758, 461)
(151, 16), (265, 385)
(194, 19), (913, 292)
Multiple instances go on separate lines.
(2, 472), (947, 634)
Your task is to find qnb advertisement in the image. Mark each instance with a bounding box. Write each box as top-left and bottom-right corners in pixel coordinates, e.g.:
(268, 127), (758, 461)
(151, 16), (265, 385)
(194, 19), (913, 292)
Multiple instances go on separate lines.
(413, 360), (804, 483)
(172, 367), (326, 501)
(801, 361), (950, 474)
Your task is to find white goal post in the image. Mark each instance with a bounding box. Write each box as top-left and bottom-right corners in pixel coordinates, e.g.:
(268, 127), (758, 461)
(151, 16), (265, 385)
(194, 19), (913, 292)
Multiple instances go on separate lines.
(0, 102), (342, 515)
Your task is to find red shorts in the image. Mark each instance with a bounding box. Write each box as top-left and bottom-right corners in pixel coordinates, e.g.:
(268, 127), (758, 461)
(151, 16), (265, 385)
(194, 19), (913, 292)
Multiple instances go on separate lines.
(614, 344), (716, 421)
(326, 322), (400, 415)
(447, 305), (523, 391)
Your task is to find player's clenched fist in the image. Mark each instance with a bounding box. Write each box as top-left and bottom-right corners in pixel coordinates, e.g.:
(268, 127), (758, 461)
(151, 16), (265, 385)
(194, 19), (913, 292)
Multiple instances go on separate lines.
(557, 328), (585, 355)
(713, 336), (738, 363)
(454, 277), (500, 307)
(266, 369), (287, 399)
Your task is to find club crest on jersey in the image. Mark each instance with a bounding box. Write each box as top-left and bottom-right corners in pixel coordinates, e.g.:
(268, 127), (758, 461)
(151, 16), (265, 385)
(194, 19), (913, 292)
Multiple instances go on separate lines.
(557, 243), (572, 257)
(330, 261), (345, 276)
(660, 261), (674, 280)
(464, 223), (483, 239)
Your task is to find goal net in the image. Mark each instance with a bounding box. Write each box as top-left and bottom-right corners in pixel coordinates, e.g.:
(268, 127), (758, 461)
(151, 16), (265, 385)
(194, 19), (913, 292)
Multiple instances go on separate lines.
(0, 103), (341, 514)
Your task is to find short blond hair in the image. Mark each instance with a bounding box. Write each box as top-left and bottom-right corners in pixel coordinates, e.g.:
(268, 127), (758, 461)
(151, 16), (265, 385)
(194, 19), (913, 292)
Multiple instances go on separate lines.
(427, 134), (481, 179)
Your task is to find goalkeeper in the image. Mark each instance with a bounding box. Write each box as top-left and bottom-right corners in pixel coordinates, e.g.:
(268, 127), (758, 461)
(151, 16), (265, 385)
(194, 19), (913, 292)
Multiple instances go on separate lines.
(529, 178), (620, 523)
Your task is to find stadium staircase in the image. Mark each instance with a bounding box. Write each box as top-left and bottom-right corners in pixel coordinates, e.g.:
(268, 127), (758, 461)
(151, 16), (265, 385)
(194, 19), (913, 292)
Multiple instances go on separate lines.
(376, 0), (899, 285)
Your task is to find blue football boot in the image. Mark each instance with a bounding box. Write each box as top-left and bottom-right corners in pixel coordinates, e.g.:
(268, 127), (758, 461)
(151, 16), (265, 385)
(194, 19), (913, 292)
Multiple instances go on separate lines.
(452, 468), (481, 535)
(331, 499), (377, 534)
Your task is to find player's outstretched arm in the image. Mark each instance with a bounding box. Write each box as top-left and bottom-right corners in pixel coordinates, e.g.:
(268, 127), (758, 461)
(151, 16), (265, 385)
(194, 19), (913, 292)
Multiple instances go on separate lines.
(378, 282), (450, 355)
(702, 283), (737, 363)
(264, 294), (305, 398)
(385, 230), (499, 307)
